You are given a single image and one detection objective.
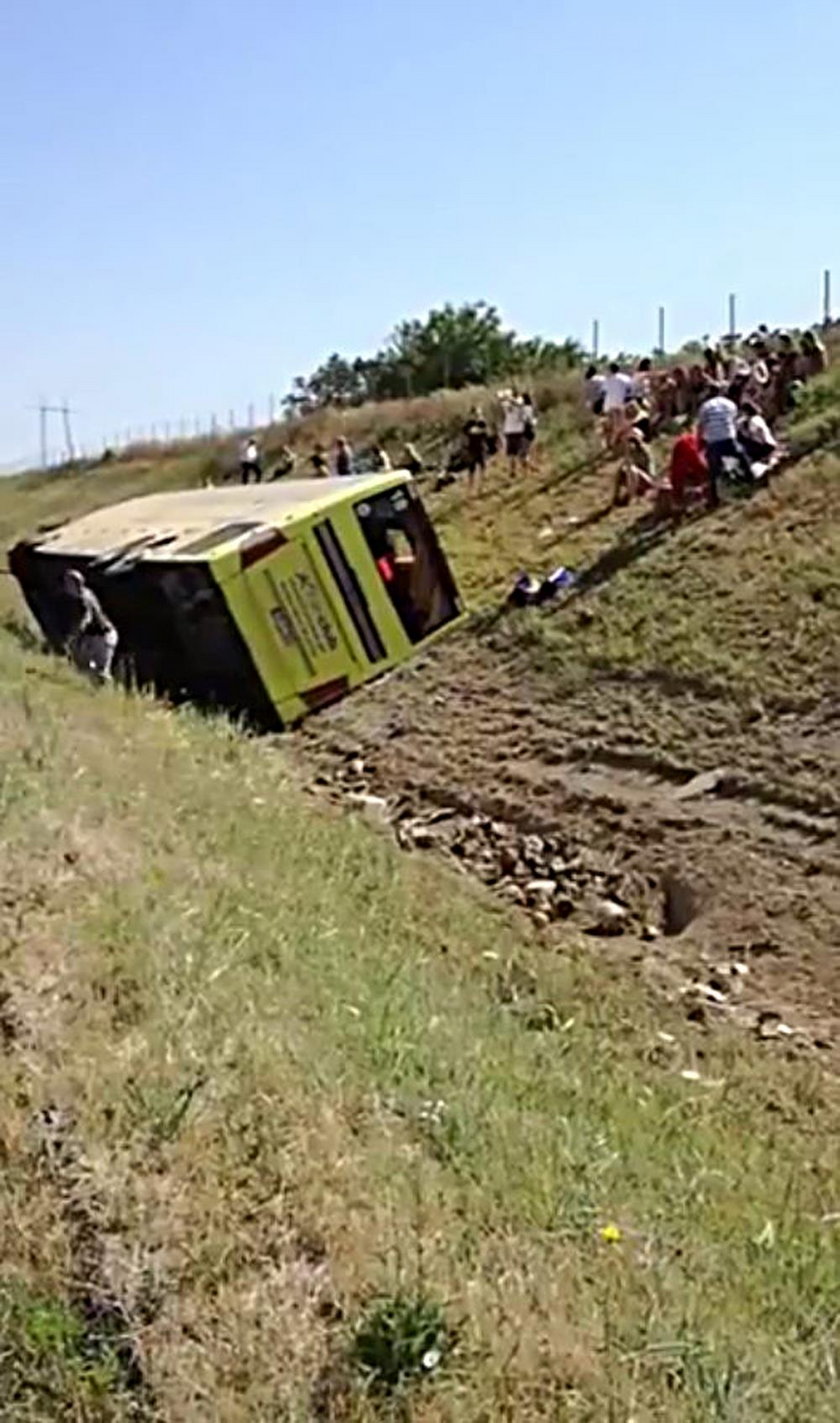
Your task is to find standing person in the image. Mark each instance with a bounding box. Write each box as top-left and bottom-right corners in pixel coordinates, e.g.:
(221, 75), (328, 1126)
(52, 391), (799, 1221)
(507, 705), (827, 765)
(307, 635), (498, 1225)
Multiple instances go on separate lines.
(696, 383), (753, 508)
(310, 443), (329, 477)
(463, 405), (491, 493)
(631, 357), (653, 403)
(655, 369), (678, 427)
(62, 569), (119, 684)
(603, 363), (633, 449)
(403, 442), (423, 477)
(703, 345), (725, 384)
(671, 366), (690, 418)
(584, 364), (606, 416)
(745, 341), (771, 407)
(499, 390), (527, 475)
(727, 358), (752, 408)
(773, 336), (800, 418)
(800, 329), (828, 379)
(370, 443), (392, 472)
(521, 392), (538, 467)
(240, 435), (262, 484)
(334, 437), (354, 477)
(686, 365), (708, 420)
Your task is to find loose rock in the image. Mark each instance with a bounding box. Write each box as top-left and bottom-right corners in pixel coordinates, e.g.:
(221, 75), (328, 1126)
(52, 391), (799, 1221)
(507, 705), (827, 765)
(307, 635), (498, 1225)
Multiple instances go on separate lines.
(588, 899), (629, 936)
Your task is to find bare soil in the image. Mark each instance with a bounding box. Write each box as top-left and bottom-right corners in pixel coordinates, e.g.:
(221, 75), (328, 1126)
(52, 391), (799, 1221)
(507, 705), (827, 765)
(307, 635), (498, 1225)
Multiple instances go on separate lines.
(299, 627), (840, 1059)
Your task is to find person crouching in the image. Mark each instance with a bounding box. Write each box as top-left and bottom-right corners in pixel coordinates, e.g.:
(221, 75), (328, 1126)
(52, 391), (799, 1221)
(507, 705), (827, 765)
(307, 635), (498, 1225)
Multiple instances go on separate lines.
(613, 429), (657, 506)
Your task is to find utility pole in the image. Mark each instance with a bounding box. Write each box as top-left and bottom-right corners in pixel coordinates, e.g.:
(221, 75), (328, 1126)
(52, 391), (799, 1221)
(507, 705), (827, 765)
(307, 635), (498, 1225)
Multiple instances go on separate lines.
(823, 269), (832, 326)
(31, 399), (77, 468)
(728, 293), (737, 343)
(61, 402), (75, 461)
(657, 306), (666, 356)
(591, 319), (600, 360)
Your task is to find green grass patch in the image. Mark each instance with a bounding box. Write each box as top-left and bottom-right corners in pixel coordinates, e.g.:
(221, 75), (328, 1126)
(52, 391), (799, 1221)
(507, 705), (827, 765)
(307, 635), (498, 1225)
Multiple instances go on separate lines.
(0, 633), (839, 1418)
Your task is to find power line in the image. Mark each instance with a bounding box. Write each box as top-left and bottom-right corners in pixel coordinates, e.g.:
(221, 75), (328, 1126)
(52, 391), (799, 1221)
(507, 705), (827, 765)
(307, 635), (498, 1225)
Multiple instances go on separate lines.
(28, 400), (77, 469)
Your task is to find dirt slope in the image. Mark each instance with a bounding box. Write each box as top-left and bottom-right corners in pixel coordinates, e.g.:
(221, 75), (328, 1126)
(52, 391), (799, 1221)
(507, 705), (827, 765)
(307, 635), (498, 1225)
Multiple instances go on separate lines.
(300, 622), (840, 1057)
(298, 383), (840, 1059)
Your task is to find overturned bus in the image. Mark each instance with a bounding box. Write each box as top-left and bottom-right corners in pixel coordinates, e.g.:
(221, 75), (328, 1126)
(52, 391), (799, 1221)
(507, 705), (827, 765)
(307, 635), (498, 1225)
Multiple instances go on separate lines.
(9, 473), (465, 727)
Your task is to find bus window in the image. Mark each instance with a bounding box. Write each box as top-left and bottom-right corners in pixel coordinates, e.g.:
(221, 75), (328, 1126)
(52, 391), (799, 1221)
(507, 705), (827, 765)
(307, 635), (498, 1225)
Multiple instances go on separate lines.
(354, 486), (460, 644)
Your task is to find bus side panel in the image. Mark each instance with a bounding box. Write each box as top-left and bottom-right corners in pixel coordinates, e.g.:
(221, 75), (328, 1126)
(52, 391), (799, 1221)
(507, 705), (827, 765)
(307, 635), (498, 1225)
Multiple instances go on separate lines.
(215, 565), (300, 723)
(220, 536), (367, 723)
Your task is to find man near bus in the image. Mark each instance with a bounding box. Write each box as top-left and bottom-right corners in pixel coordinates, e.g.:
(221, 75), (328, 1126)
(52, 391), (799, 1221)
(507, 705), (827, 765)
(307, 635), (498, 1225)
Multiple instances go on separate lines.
(62, 569), (119, 684)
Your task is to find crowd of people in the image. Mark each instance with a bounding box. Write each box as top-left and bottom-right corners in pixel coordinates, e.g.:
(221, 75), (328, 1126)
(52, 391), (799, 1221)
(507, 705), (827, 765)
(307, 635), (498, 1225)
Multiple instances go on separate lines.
(234, 386), (541, 494)
(237, 433), (420, 484)
(584, 327), (828, 514)
(443, 388), (538, 493)
(234, 326), (828, 516)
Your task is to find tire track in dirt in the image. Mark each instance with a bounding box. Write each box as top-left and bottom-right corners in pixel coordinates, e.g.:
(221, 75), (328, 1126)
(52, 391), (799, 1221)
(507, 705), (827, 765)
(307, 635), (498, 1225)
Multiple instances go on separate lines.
(299, 634), (840, 1055)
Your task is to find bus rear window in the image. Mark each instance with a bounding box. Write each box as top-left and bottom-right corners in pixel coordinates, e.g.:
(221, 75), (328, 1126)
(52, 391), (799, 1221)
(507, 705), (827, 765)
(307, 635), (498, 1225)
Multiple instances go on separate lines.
(354, 486), (460, 644)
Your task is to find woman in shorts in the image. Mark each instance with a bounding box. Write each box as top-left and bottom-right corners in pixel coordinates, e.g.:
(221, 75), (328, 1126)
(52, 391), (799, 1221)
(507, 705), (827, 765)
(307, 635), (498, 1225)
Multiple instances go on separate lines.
(500, 393), (527, 474)
(463, 406), (491, 493)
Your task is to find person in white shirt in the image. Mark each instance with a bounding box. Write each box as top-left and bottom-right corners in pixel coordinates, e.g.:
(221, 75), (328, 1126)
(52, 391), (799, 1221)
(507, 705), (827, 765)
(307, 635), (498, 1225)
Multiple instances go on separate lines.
(521, 392), (537, 468)
(738, 399), (778, 464)
(500, 390), (527, 473)
(696, 384), (752, 507)
(603, 363), (633, 449)
(240, 436), (262, 485)
(584, 365), (607, 415)
(370, 443), (392, 472)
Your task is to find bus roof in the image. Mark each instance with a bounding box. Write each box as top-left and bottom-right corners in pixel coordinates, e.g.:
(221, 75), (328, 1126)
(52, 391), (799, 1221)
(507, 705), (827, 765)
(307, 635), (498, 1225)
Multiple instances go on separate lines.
(28, 473), (409, 560)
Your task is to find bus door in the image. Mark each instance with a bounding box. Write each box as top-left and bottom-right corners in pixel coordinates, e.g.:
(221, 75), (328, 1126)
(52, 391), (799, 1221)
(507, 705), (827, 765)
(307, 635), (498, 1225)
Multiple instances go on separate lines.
(352, 484), (462, 646)
(239, 530), (361, 714)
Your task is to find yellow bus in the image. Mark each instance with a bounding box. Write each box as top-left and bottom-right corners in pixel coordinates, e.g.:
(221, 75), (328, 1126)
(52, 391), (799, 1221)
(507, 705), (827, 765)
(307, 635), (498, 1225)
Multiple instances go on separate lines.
(9, 472), (465, 727)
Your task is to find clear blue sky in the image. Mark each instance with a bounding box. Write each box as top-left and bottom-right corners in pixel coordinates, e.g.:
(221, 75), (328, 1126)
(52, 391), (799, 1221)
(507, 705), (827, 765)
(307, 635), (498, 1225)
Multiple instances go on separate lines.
(1, 0), (837, 465)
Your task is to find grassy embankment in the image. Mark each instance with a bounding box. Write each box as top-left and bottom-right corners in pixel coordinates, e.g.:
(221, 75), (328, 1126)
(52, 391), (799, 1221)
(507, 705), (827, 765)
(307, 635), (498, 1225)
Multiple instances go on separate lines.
(2, 634), (840, 1420)
(1, 358), (840, 1418)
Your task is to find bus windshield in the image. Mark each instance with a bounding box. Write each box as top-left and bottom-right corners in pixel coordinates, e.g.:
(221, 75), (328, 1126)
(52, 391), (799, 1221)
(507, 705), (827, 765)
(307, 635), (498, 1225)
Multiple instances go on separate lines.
(354, 485), (460, 644)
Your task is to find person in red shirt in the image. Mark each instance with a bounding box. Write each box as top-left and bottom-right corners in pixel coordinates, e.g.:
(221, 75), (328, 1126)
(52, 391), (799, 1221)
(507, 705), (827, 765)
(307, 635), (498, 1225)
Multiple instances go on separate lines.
(668, 430), (709, 514)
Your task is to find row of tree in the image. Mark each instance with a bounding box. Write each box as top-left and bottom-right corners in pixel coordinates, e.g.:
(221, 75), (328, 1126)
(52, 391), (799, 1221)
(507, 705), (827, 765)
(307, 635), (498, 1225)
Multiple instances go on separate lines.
(283, 302), (584, 416)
